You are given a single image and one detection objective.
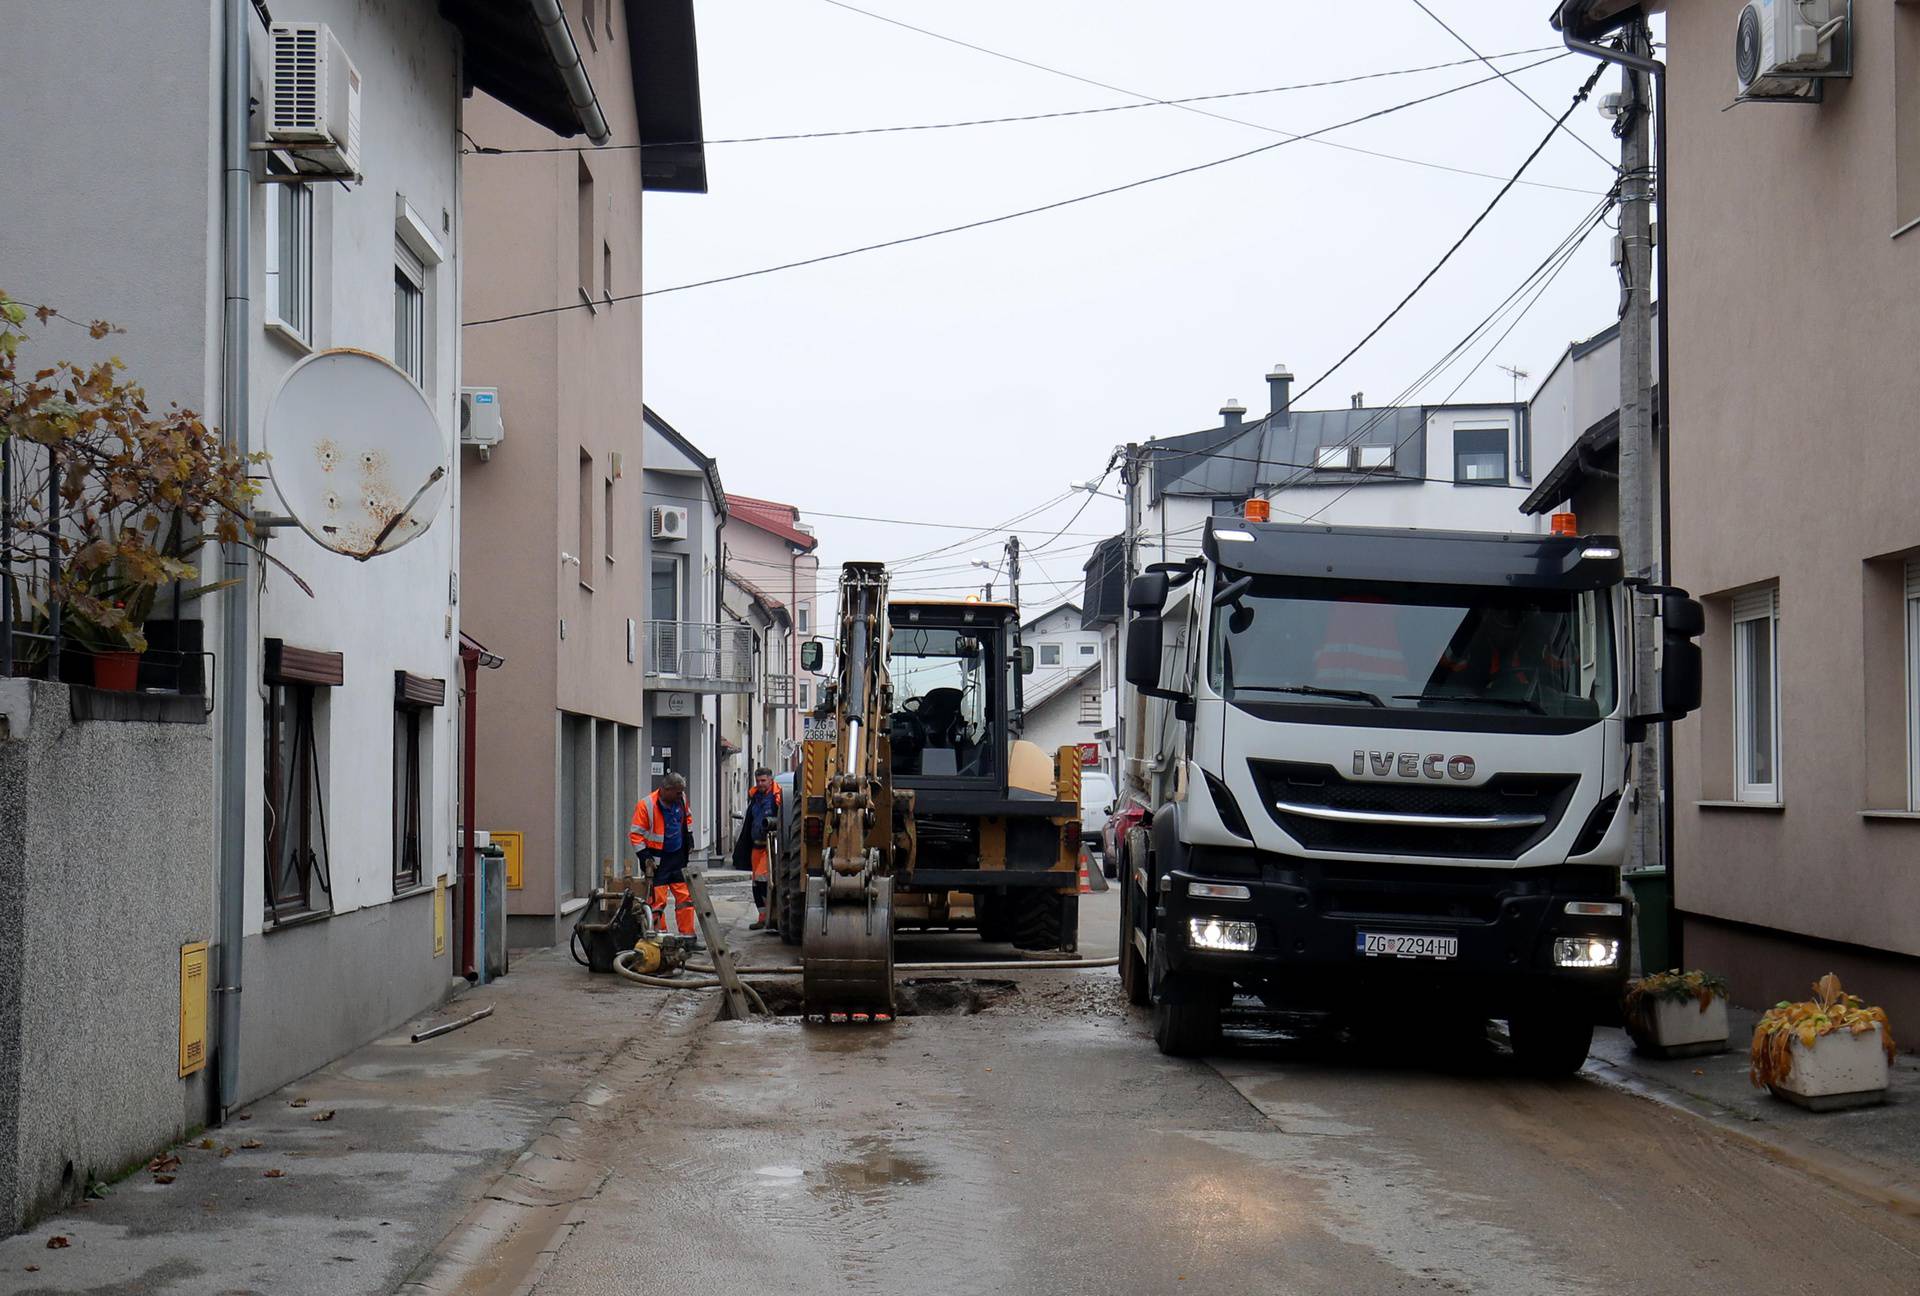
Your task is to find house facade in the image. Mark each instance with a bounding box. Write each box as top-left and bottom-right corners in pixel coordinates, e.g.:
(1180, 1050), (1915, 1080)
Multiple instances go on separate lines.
(1656, 0), (1920, 1025)
(460, 1), (706, 948)
(1519, 317), (1663, 538)
(1019, 601), (1108, 769)
(642, 408), (737, 862)
(0, 0), (621, 1217)
(724, 494), (823, 757)
(719, 570), (795, 843)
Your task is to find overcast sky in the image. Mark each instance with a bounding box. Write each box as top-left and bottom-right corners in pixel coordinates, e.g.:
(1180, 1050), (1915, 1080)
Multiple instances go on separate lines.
(641, 1), (1645, 619)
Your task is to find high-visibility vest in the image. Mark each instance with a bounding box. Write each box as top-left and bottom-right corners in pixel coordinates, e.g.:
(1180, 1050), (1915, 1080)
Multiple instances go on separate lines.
(630, 789), (694, 853)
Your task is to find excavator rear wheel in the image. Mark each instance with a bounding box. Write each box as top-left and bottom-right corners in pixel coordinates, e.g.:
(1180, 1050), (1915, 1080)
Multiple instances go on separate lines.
(774, 844), (805, 946)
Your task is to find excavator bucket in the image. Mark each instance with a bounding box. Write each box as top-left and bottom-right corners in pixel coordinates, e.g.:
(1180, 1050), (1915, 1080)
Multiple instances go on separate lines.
(802, 874), (895, 1019)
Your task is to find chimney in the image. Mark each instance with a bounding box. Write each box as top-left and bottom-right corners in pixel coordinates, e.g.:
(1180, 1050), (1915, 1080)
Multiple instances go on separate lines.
(1219, 398), (1246, 430)
(1266, 364), (1293, 421)
(1350, 392), (1364, 409)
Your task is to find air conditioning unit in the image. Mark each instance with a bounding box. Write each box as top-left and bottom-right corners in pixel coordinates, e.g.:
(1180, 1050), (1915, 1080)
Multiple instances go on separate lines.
(1734, 0), (1843, 101)
(651, 506), (690, 540)
(459, 388), (504, 460)
(267, 23), (363, 177)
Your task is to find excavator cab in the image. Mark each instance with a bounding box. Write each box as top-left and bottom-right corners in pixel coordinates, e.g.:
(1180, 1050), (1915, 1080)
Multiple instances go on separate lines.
(886, 606), (1010, 783)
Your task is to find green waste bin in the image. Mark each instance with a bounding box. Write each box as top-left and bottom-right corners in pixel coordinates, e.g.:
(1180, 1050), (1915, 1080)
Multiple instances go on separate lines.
(1623, 866), (1670, 975)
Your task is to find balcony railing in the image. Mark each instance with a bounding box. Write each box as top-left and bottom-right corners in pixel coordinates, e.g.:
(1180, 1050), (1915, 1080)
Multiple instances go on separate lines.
(763, 672), (795, 708)
(644, 620), (755, 694)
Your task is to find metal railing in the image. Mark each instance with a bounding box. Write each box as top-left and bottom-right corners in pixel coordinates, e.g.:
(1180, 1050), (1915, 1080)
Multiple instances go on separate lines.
(644, 620), (754, 693)
(763, 672), (795, 708)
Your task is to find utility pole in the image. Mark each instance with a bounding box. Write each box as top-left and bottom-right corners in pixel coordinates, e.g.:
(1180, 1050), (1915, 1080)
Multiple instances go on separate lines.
(1005, 534), (1021, 615)
(1617, 16), (1661, 879)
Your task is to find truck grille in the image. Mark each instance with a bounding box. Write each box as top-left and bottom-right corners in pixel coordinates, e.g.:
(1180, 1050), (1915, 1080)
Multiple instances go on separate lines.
(1250, 761), (1577, 861)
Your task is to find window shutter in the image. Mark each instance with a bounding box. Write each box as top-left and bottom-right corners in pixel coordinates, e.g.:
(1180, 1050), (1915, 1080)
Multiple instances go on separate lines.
(1732, 586), (1777, 622)
(1905, 558), (1920, 601)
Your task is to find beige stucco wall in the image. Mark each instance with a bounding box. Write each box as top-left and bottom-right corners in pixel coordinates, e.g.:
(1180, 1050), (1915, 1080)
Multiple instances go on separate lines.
(725, 522), (820, 745)
(1667, 0), (1920, 960)
(460, 6), (649, 924)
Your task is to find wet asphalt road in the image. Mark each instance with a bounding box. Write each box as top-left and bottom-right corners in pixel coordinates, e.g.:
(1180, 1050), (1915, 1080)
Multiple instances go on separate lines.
(524, 883), (1920, 1296)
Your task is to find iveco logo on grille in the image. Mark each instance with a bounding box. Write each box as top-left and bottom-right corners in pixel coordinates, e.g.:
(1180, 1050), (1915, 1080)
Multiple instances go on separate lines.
(1352, 751), (1476, 781)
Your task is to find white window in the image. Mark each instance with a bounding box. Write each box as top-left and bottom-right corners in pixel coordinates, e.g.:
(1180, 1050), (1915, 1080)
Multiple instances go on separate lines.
(1354, 444), (1395, 471)
(1907, 561), (1920, 810)
(264, 168), (313, 342)
(1079, 691), (1100, 723)
(1314, 445), (1349, 471)
(1039, 643), (1061, 666)
(1454, 427), (1509, 484)
(1733, 586), (1781, 803)
(393, 240), (425, 386)
(798, 681), (810, 709)
(1078, 642), (1097, 659)
(797, 605), (809, 634)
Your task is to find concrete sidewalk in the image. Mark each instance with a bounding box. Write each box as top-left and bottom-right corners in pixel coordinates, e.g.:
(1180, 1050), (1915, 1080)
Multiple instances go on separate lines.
(1588, 1007), (1920, 1211)
(0, 875), (757, 1296)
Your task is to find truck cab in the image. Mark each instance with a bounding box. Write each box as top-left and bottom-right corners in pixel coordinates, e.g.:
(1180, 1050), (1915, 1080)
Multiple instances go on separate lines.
(1119, 517), (1702, 1069)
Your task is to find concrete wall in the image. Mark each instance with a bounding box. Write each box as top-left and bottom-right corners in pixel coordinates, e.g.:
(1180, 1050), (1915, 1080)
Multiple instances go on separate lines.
(0, 682), (216, 1233)
(460, 5), (650, 935)
(1666, 1), (1920, 994)
(643, 442), (722, 851)
(726, 520), (821, 750)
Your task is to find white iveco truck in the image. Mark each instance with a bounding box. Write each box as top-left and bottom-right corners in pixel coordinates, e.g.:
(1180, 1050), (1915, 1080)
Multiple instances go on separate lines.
(1117, 515), (1702, 1072)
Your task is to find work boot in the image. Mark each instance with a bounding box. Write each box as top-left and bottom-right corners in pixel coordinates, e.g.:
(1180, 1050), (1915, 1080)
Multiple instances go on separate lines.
(749, 914), (768, 931)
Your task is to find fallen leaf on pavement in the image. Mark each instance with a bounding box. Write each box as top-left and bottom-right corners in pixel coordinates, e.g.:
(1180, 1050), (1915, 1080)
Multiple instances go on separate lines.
(24, 1263), (39, 1271)
(240, 1139), (263, 1149)
(311, 1110), (336, 1122)
(219, 1147), (234, 1158)
(153, 1175), (176, 1185)
(262, 1169), (285, 1179)
(1693, 1068), (1706, 1076)
(238, 1113), (252, 1121)
(197, 1138), (214, 1150)
(46, 1236), (69, 1249)
(289, 1097), (308, 1108)
(147, 1153), (181, 1174)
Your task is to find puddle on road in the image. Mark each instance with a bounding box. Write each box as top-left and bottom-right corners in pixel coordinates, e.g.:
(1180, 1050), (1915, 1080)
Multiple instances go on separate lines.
(751, 977), (1019, 1019)
(813, 1136), (932, 1197)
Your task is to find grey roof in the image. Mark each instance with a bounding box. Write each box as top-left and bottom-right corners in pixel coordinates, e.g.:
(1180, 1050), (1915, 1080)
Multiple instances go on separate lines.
(1148, 407), (1428, 502)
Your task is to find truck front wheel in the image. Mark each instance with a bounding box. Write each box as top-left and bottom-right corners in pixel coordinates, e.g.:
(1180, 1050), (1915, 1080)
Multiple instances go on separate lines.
(1118, 856), (1149, 1006)
(1149, 933), (1222, 1057)
(1508, 1011), (1595, 1077)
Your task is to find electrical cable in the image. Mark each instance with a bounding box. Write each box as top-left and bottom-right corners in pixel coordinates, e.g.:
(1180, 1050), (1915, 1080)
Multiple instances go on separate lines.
(1286, 59), (1610, 412)
(462, 47), (1570, 154)
(462, 56), (1575, 326)
(1406, 0), (1616, 171)
(814, 0), (1599, 195)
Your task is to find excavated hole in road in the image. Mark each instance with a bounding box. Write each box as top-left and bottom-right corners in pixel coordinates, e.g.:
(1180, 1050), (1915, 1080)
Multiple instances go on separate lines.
(751, 977), (1019, 1018)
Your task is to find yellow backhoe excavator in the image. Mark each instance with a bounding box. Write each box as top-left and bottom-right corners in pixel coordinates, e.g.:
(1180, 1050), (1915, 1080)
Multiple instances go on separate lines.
(788, 561), (1084, 1018)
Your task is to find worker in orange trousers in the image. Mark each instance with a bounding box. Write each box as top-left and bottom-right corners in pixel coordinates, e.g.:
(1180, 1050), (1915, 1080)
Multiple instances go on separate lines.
(631, 772), (697, 940)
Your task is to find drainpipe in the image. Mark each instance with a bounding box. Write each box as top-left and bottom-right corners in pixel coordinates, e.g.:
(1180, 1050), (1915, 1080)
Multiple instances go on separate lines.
(1555, 3), (1680, 964)
(713, 503), (727, 856)
(460, 643), (479, 978)
(213, 0), (253, 1122)
(527, 0), (611, 145)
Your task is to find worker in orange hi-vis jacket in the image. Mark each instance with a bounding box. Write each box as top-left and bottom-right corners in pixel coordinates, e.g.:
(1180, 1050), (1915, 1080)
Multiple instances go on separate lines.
(744, 767), (783, 931)
(631, 772), (698, 943)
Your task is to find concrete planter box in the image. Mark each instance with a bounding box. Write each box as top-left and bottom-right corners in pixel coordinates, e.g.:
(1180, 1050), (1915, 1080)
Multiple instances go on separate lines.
(1628, 995), (1729, 1059)
(1767, 1024), (1890, 1112)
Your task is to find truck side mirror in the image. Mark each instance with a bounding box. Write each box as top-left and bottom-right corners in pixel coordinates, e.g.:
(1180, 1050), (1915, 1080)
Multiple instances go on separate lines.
(1125, 612), (1164, 688)
(799, 640), (823, 673)
(1128, 572), (1169, 612)
(1019, 645), (1035, 674)
(1660, 594), (1705, 718)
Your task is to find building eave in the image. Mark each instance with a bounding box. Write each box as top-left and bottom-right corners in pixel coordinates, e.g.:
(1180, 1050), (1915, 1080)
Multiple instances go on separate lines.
(443, 0), (610, 142)
(625, 0), (707, 192)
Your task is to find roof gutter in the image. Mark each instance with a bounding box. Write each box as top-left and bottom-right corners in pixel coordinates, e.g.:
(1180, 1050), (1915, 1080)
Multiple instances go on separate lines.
(527, 0), (610, 145)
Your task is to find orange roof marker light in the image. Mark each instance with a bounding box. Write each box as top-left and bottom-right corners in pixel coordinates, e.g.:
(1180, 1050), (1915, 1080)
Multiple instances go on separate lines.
(1243, 498), (1272, 523)
(1550, 512), (1579, 537)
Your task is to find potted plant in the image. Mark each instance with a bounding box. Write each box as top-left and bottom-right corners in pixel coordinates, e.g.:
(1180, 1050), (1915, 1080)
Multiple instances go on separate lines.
(1624, 969), (1730, 1058)
(2, 292), (291, 687)
(1750, 974), (1897, 1111)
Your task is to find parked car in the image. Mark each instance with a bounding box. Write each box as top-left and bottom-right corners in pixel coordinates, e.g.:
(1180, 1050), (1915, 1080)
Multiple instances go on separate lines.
(1101, 791), (1150, 881)
(1080, 770), (1115, 847)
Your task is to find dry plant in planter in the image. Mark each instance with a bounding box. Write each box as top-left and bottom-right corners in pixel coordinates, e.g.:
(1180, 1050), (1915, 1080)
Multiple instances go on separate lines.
(1750, 973), (1896, 1110)
(1624, 970), (1730, 1058)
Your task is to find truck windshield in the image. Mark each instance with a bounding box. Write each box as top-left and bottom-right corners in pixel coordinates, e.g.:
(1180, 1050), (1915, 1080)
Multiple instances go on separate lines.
(1208, 577), (1615, 721)
(888, 625), (998, 778)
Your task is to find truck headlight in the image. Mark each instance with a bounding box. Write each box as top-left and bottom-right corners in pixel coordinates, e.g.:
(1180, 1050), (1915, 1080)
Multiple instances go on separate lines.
(1553, 936), (1619, 968)
(1189, 917), (1257, 952)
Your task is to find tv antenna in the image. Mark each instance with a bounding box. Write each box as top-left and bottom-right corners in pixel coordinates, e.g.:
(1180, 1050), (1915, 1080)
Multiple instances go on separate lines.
(262, 349), (450, 561)
(1497, 364), (1530, 404)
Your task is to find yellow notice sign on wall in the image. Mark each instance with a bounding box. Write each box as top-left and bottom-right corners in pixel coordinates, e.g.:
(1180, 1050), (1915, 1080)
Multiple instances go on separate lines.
(493, 830), (524, 890)
(433, 876), (447, 956)
(179, 942), (209, 1078)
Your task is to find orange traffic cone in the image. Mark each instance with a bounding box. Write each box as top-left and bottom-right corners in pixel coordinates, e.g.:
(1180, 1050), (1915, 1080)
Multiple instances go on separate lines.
(1078, 845), (1093, 894)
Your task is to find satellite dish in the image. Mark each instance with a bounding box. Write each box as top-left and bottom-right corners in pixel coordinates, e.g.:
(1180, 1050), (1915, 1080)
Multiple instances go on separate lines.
(263, 348), (450, 561)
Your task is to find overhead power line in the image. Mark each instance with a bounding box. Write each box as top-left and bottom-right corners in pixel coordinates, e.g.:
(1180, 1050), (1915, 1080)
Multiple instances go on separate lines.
(463, 55), (1573, 327)
(1287, 59), (1610, 412)
(1406, 0), (1615, 172)
(814, 0), (1599, 195)
(461, 47), (1566, 154)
